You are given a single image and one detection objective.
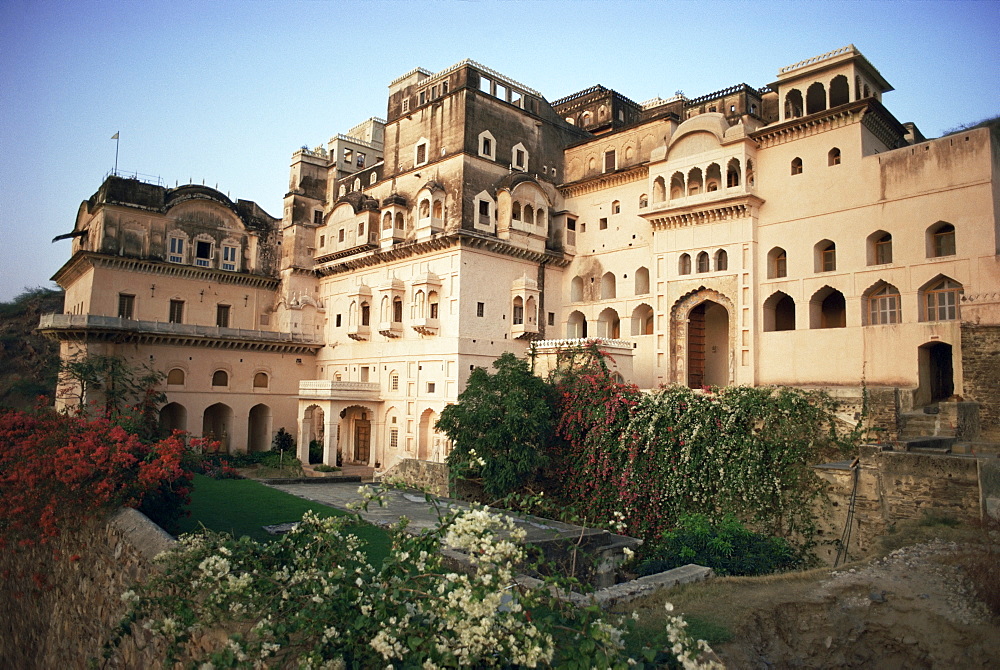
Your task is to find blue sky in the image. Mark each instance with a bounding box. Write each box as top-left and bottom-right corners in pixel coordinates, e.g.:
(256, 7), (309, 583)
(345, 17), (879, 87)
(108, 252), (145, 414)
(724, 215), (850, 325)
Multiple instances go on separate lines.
(1, 0), (997, 302)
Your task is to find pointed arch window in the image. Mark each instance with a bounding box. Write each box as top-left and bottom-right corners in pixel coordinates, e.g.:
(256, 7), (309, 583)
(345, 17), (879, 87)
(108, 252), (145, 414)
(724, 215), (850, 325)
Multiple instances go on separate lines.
(923, 277), (962, 321)
(867, 283), (901, 325)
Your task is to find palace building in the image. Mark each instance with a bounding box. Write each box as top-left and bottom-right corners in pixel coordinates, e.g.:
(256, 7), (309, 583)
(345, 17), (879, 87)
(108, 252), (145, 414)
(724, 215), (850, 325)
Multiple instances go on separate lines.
(41, 45), (1000, 471)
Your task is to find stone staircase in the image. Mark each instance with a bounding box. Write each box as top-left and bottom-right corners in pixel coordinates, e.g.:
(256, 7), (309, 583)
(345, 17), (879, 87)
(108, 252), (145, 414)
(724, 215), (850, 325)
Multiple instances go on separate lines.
(301, 463), (375, 481)
(898, 404), (957, 454)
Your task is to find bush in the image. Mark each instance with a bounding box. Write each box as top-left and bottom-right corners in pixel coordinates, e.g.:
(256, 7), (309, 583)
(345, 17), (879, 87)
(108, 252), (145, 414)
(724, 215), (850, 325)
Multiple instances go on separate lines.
(637, 514), (800, 577)
(313, 464), (341, 473)
(308, 439), (323, 464)
(0, 408), (194, 542)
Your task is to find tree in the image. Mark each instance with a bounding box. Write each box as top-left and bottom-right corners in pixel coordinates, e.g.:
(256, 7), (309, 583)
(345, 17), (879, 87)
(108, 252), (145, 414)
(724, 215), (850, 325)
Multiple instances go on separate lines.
(58, 353), (166, 441)
(437, 353), (553, 498)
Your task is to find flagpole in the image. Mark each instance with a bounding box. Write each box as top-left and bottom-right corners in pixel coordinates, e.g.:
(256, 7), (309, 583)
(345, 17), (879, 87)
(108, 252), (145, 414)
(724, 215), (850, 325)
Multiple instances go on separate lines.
(112, 132), (120, 175)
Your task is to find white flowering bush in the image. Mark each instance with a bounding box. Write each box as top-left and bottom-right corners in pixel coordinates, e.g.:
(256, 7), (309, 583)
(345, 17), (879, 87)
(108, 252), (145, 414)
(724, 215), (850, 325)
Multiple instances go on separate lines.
(106, 491), (722, 668)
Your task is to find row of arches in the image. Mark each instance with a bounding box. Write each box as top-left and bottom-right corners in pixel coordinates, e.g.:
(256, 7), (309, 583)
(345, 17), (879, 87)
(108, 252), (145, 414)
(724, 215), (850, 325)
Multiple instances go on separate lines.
(782, 74), (854, 120)
(301, 404), (446, 466)
(565, 304), (654, 339)
(158, 402), (273, 453)
(766, 222), (957, 279)
(350, 291), (440, 327)
(763, 275), (963, 331)
(570, 267), (649, 302)
(653, 159), (753, 202)
(511, 201), (548, 226)
(679, 249), (728, 275)
(166, 368), (269, 390)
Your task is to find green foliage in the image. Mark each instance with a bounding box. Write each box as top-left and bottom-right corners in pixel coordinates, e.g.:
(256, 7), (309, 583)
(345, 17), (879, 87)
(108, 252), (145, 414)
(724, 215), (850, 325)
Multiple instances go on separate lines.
(0, 286), (62, 410)
(59, 353), (166, 441)
(308, 438), (323, 464)
(313, 464), (341, 472)
(636, 514), (800, 577)
(271, 427), (295, 452)
(438, 352), (555, 498)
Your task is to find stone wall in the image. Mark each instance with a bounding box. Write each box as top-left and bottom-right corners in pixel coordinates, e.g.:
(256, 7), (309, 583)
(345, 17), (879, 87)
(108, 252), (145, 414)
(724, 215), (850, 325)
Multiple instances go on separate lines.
(814, 447), (985, 564)
(380, 457), (450, 496)
(0, 508), (175, 669)
(961, 322), (1000, 441)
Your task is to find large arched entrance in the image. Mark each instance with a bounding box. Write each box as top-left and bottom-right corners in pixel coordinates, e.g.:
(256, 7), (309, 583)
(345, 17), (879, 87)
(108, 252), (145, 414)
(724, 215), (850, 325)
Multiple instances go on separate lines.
(671, 289), (735, 388)
(158, 402), (187, 437)
(247, 403), (272, 452)
(202, 403), (233, 453)
(918, 341), (954, 406)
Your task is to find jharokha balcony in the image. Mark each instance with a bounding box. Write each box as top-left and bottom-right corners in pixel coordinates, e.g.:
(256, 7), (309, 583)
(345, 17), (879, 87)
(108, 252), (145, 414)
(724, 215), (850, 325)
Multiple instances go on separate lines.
(37, 313), (323, 355)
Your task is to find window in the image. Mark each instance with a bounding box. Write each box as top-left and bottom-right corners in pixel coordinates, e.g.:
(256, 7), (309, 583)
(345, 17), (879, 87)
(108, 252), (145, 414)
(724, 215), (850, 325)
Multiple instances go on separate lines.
(715, 249), (728, 272)
(478, 200), (491, 225)
(338, 228), (345, 243)
(923, 277), (962, 321)
(599, 217), (608, 230)
(195, 240), (213, 267)
(168, 236), (184, 263)
(319, 235), (325, 248)
(870, 232), (893, 265)
(166, 368), (185, 385)
(929, 222), (956, 257)
(512, 298), (524, 325)
(357, 152), (366, 168)
(360, 302), (370, 326)
(401, 98), (410, 113)
(815, 240), (836, 272)
(335, 314), (342, 327)
(169, 299), (184, 324)
(427, 382), (436, 394)
(390, 428), (399, 449)
(314, 210), (324, 225)
(429, 292), (439, 319)
(639, 194), (648, 208)
(390, 373), (399, 391)
(358, 222), (365, 237)
(253, 372), (268, 388)
(867, 283), (901, 325)
(696, 251), (710, 273)
(476, 302), (485, 317)
(604, 149), (616, 172)
(548, 312), (555, 326)
(419, 90), (426, 105)
(612, 200), (621, 214)
(392, 297), (403, 323)
(790, 157), (803, 175)
(117, 293), (134, 319)
(343, 148), (353, 164)
(212, 370), (228, 387)
(222, 245), (238, 271)
(768, 248), (787, 279)
(514, 149), (525, 169)
(678, 253), (692, 275)
(415, 142), (427, 166)
(216, 304), (230, 328)
(828, 148), (841, 166)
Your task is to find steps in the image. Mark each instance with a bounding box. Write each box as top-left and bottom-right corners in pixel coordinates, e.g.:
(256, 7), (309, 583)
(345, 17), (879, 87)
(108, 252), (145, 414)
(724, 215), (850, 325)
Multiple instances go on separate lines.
(897, 402), (957, 453)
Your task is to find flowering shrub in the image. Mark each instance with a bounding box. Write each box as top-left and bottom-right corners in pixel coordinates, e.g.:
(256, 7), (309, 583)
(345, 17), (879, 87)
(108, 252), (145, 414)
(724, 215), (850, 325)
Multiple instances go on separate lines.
(0, 408), (195, 545)
(550, 349), (854, 550)
(109, 490), (723, 668)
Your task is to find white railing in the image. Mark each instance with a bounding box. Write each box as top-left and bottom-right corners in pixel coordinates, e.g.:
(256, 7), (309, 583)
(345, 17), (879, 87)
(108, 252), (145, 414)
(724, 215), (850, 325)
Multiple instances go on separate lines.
(533, 337), (634, 351)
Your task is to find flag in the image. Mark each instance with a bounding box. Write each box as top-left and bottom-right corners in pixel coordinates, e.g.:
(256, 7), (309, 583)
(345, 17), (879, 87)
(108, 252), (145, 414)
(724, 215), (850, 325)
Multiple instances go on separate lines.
(111, 132), (119, 140)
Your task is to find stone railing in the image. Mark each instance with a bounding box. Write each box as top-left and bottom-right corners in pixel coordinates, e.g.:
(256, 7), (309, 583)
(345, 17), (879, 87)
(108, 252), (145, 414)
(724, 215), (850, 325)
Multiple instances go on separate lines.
(38, 313), (319, 344)
(298, 380), (380, 400)
(533, 337), (634, 352)
(779, 45), (855, 75)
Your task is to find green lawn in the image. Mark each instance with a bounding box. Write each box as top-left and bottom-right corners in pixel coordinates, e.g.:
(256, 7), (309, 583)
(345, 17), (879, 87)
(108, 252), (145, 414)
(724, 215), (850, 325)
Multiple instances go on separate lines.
(177, 474), (391, 564)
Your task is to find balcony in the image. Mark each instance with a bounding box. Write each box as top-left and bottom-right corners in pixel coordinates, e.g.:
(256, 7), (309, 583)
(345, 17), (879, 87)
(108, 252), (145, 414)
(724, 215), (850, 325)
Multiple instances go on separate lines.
(37, 313), (322, 354)
(299, 380), (380, 401)
(347, 324), (371, 341)
(378, 321), (403, 338)
(512, 321), (538, 340)
(411, 317), (439, 336)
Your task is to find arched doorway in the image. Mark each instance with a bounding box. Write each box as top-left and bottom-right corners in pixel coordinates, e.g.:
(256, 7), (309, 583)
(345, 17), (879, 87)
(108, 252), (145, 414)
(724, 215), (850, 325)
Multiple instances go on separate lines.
(418, 408), (441, 461)
(340, 405), (374, 465)
(671, 290), (734, 389)
(303, 405), (325, 463)
(918, 342), (954, 405)
(158, 402), (187, 436)
(247, 404), (272, 452)
(202, 403), (233, 453)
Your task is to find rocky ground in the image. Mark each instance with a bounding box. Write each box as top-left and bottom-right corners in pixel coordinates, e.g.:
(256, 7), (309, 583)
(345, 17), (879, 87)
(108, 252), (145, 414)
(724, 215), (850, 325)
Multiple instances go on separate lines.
(720, 539), (999, 668)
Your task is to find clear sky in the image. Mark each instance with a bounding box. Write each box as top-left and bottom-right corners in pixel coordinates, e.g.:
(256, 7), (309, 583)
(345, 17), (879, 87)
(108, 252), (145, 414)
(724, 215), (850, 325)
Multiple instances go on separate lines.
(1, 0), (997, 303)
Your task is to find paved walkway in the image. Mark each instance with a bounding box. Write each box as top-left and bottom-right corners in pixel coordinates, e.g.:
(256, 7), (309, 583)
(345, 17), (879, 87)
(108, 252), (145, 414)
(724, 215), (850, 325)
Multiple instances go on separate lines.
(265, 480), (610, 544)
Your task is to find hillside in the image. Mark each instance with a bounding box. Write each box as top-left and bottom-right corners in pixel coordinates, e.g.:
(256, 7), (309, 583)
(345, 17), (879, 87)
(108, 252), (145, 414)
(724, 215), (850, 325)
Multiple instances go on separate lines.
(0, 287), (63, 410)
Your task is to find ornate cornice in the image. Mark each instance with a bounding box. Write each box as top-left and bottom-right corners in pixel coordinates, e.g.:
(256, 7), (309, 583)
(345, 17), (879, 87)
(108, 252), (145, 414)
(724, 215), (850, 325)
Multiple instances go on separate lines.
(751, 101), (869, 149)
(52, 252), (280, 290)
(643, 194), (764, 230)
(315, 230), (571, 276)
(558, 164), (648, 198)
